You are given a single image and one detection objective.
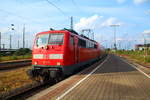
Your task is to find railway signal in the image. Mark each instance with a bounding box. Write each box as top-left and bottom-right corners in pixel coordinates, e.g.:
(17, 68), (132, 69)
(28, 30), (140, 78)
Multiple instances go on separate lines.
(10, 24), (15, 50)
(11, 24), (14, 30)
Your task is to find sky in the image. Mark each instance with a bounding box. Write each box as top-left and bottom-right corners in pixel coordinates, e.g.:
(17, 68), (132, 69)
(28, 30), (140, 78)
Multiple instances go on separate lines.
(0, 0), (150, 49)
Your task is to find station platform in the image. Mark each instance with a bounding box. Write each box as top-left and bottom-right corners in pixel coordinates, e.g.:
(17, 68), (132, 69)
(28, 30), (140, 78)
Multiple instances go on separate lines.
(27, 55), (150, 100)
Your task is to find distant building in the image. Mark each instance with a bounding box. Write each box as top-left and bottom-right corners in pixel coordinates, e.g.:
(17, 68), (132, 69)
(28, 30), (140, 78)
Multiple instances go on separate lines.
(135, 44), (150, 50)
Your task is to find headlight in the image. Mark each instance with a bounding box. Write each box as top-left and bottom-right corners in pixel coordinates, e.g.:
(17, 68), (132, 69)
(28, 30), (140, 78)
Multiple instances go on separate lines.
(34, 61), (38, 65)
(49, 54), (63, 59)
(57, 62), (60, 65)
(33, 54), (44, 59)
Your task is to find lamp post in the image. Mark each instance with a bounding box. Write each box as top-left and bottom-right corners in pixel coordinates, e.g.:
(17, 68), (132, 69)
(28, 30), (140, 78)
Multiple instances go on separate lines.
(110, 24), (120, 50)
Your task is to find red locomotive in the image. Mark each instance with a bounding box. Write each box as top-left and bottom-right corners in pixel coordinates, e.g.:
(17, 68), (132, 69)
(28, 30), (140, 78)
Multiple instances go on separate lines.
(28, 29), (105, 82)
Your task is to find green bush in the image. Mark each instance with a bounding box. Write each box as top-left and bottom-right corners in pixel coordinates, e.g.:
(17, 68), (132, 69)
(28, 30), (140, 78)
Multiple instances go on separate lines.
(147, 50), (150, 55)
(11, 55), (18, 60)
(13, 48), (31, 56)
(144, 56), (150, 63)
(116, 50), (150, 63)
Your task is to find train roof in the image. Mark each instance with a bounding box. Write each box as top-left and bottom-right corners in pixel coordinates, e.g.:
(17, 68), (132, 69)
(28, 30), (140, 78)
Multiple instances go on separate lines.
(36, 28), (97, 43)
(62, 28), (97, 43)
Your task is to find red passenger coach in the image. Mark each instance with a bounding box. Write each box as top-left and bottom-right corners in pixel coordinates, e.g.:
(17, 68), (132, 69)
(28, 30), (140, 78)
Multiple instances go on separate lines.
(28, 29), (105, 82)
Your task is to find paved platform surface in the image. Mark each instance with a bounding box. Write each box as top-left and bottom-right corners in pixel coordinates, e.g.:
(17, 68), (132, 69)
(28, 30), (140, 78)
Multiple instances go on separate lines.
(28, 55), (150, 100)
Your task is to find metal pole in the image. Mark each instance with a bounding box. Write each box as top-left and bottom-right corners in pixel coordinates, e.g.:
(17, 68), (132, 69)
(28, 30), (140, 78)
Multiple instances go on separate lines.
(110, 24), (120, 50)
(114, 26), (116, 50)
(93, 32), (94, 40)
(18, 40), (19, 49)
(0, 32), (1, 61)
(71, 16), (73, 30)
(10, 35), (12, 50)
(2, 44), (5, 50)
(10, 24), (15, 50)
(87, 29), (90, 38)
(144, 36), (146, 62)
(0, 32), (1, 51)
(26, 40), (28, 48)
(23, 24), (25, 48)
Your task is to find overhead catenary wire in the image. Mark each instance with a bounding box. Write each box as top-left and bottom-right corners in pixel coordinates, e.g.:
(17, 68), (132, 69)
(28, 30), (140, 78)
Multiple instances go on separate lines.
(0, 1), (72, 30)
(71, 0), (84, 14)
(45, 0), (76, 29)
(71, 0), (78, 7)
(71, 0), (80, 10)
(0, 9), (26, 21)
(45, 0), (68, 17)
(0, 9), (44, 25)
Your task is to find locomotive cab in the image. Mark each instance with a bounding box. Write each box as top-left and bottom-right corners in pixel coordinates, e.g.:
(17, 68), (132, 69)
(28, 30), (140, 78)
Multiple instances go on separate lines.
(33, 32), (64, 67)
(29, 31), (67, 82)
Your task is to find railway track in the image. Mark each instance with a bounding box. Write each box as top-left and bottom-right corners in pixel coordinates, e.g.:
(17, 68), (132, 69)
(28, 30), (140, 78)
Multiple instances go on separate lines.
(5, 81), (59, 100)
(0, 59), (31, 71)
(0, 82), (43, 100)
(0, 73), (63, 100)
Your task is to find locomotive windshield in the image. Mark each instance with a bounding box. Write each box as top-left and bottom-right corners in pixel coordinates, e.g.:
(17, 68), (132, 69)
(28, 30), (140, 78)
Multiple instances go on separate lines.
(49, 34), (64, 45)
(36, 33), (64, 46)
(36, 34), (49, 46)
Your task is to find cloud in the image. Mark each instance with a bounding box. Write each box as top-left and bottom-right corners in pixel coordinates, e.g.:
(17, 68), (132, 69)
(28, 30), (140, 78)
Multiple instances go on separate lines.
(116, 0), (150, 5)
(146, 9), (150, 14)
(101, 17), (123, 27)
(133, 0), (150, 5)
(116, 38), (124, 41)
(143, 29), (150, 34)
(74, 15), (103, 31)
(143, 29), (150, 43)
(116, 0), (126, 4)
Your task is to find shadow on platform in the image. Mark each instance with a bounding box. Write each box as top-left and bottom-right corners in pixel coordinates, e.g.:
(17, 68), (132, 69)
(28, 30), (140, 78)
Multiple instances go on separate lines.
(78, 54), (136, 75)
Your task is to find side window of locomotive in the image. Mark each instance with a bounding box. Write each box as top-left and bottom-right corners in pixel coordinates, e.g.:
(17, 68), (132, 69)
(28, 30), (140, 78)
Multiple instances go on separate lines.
(86, 41), (89, 48)
(94, 44), (97, 49)
(78, 38), (86, 48)
(91, 42), (94, 48)
(70, 36), (74, 45)
(86, 41), (94, 48)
